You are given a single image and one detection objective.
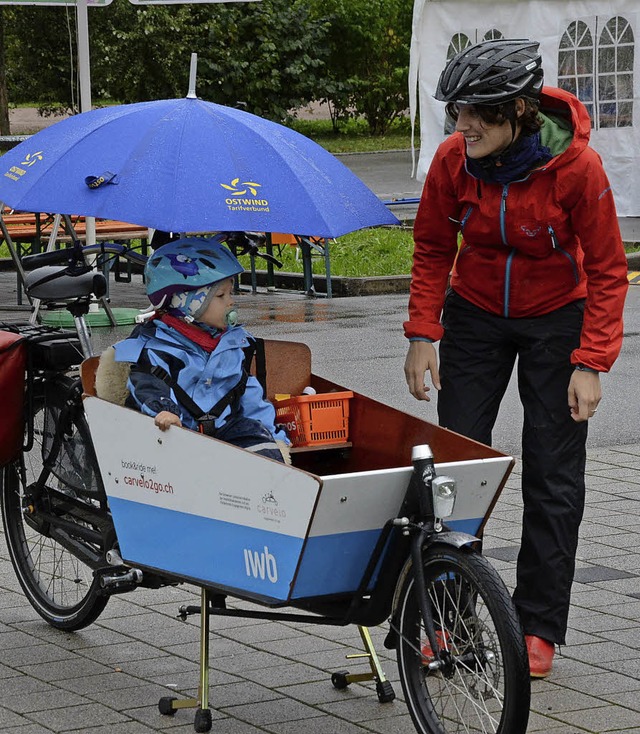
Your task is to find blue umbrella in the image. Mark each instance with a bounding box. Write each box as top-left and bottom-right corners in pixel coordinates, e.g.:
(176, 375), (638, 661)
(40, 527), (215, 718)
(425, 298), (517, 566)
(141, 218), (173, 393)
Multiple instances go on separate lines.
(0, 98), (399, 238)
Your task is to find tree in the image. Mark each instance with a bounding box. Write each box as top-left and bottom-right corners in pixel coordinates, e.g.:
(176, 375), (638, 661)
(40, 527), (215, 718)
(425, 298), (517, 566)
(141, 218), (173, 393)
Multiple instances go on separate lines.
(1, 0), (409, 132)
(308, 0), (412, 135)
(4, 5), (79, 115)
(197, 0), (330, 122)
(0, 9), (10, 134)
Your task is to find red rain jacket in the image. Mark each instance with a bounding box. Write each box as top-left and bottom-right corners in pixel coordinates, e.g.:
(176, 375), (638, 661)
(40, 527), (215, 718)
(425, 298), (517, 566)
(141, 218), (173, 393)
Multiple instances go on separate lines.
(404, 87), (628, 372)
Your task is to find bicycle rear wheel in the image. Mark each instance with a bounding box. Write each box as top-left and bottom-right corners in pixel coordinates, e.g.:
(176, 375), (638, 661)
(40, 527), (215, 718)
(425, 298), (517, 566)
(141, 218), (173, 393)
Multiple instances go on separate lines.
(1, 376), (110, 630)
(395, 545), (530, 734)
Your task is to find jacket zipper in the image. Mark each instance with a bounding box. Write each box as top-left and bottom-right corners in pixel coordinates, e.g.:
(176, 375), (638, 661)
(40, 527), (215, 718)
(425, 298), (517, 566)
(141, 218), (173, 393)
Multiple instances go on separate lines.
(460, 207), (473, 230)
(549, 225), (579, 283)
(500, 185), (513, 317)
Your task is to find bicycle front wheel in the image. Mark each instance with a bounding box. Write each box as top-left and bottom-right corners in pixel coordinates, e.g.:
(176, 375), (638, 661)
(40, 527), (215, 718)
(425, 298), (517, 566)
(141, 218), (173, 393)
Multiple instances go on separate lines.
(395, 545), (530, 734)
(1, 376), (109, 630)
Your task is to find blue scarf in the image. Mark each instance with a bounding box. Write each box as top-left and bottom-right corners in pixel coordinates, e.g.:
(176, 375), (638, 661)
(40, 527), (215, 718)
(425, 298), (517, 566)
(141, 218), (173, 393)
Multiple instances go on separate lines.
(466, 132), (552, 185)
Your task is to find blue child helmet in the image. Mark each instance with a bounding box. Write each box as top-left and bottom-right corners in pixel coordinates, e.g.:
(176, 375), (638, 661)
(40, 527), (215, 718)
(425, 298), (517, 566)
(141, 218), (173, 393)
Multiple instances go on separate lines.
(145, 235), (244, 310)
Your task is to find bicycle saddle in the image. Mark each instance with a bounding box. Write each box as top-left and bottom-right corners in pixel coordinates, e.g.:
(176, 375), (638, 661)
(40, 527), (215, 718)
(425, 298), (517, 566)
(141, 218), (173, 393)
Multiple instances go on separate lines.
(25, 266), (107, 302)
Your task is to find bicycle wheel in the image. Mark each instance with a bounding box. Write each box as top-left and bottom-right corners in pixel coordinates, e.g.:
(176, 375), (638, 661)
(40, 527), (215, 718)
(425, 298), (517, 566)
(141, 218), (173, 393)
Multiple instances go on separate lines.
(1, 376), (110, 630)
(395, 545), (530, 734)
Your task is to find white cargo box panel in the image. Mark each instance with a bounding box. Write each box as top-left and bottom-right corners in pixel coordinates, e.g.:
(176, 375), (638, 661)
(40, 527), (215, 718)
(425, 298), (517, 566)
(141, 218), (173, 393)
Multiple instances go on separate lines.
(84, 397), (322, 603)
(85, 397), (512, 604)
(291, 455), (512, 599)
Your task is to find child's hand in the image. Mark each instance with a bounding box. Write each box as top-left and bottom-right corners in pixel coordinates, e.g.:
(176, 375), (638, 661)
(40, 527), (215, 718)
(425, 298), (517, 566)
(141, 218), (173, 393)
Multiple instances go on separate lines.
(155, 411), (182, 431)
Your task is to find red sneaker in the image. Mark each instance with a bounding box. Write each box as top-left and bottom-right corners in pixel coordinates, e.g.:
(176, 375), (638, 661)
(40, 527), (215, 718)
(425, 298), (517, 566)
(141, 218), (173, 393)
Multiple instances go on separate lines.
(421, 630), (450, 663)
(525, 635), (555, 678)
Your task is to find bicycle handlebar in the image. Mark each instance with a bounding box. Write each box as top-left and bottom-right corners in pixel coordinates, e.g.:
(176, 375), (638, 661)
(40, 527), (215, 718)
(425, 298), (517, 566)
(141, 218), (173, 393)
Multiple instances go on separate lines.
(223, 231), (283, 269)
(22, 247), (83, 271)
(22, 230), (285, 276)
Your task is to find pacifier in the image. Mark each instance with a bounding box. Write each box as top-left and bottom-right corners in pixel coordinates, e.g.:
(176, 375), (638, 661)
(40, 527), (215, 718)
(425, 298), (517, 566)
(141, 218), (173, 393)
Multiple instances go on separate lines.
(225, 308), (238, 327)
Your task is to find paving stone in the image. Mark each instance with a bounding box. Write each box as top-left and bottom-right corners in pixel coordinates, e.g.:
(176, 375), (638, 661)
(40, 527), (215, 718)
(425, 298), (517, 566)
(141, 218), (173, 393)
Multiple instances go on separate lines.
(362, 713), (426, 734)
(114, 655), (198, 679)
(276, 679), (371, 706)
(87, 683), (181, 709)
(149, 666), (240, 689)
(0, 643), (75, 668)
(222, 697), (323, 726)
(573, 565), (638, 583)
(483, 545), (520, 562)
(320, 696), (405, 722)
(268, 715), (376, 734)
(234, 660), (329, 687)
(2, 688), (89, 715)
(559, 670), (640, 696)
(68, 723), (158, 734)
(554, 703), (640, 732)
(0, 708), (42, 731)
(18, 657), (113, 683)
(76, 640), (169, 666)
(121, 702), (225, 730)
(27, 702), (130, 732)
(258, 634), (345, 656)
(208, 719), (271, 734)
(54, 671), (148, 695)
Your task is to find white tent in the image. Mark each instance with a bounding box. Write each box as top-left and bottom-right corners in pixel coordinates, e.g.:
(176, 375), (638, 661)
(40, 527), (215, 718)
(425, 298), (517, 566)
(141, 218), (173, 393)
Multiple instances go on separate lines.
(409, 0), (639, 216)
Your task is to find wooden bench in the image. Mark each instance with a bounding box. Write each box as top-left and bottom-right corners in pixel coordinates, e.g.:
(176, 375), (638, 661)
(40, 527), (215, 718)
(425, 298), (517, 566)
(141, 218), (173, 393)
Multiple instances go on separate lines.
(254, 232), (332, 298)
(1, 210), (149, 254)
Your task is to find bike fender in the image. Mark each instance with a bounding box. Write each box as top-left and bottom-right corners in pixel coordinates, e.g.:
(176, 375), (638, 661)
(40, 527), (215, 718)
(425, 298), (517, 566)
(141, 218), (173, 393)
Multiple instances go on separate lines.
(389, 530), (480, 622)
(429, 530), (479, 549)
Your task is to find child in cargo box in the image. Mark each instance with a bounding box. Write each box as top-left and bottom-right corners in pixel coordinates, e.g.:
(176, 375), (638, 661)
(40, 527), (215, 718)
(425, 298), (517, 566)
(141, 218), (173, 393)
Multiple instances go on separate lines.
(112, 236), (289, 463)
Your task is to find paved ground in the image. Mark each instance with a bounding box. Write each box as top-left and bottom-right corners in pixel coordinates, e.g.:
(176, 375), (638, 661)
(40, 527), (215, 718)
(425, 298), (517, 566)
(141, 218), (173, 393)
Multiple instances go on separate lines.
(0, 273), (640, 734)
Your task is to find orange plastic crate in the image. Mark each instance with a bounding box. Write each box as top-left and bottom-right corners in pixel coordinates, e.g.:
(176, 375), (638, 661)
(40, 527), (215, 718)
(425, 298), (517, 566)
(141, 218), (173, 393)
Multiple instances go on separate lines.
(274, 391), (354, 447)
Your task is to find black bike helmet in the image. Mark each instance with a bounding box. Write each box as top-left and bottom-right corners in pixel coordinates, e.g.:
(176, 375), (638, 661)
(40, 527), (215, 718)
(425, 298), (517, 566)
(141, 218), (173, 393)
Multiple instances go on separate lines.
(435, 39), (543, 105)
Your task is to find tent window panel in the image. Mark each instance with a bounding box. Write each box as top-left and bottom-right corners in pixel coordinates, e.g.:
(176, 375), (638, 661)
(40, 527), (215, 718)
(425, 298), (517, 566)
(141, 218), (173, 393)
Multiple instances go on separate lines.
(483, 29), (503, 41)
(578, 76), (594, 102)
(559, 77), (577, 96)
(617, 46), (634, 72)
(598, 46), (616, 73)
(558, 20), (594, 127)
(558, 50), (575, 76)
(448, 33), (471, 58)
(619, 23), (634, 44)
(598, 102), (617, 128)
(618, 101), (632, 127)
(599, 75), (616, 100)
(617, 73), (633, 100)
(596, 15), (634, 129)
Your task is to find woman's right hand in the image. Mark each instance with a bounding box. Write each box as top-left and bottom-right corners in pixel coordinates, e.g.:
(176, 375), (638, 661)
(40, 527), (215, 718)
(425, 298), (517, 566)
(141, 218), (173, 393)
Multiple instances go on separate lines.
(404, 340), (441, 401)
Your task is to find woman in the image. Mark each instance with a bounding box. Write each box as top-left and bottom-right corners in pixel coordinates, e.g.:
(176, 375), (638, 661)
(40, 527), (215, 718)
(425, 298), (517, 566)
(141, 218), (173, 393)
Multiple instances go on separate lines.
(403, 39), (628, 678)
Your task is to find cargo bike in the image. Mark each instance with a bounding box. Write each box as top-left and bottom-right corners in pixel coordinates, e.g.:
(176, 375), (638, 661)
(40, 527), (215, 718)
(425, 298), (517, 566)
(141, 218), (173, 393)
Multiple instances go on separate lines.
(0, 246), (531, 734)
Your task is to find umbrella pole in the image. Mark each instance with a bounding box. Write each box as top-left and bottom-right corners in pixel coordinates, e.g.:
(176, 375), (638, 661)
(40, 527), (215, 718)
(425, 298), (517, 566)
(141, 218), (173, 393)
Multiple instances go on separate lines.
(187, 53), (198, 99)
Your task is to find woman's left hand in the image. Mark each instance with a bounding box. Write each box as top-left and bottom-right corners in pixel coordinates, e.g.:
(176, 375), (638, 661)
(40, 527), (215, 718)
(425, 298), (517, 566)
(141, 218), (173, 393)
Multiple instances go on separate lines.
(568, 370), (601, 422)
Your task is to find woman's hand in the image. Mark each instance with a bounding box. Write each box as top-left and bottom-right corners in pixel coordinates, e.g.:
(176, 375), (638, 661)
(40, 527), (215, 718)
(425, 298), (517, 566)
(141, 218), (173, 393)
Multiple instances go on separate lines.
(568, 370), (601, 422)
(155, 411), (182, 431)
(404, 340), (441, 401)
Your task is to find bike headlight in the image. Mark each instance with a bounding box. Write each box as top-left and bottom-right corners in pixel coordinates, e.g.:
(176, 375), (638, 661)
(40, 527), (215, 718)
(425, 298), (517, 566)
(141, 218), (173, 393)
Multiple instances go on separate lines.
(432, 476), (456, 519)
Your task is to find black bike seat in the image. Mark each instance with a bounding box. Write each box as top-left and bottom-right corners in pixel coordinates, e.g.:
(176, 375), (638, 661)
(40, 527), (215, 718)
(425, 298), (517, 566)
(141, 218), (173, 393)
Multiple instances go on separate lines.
(25, 266), (107, 302)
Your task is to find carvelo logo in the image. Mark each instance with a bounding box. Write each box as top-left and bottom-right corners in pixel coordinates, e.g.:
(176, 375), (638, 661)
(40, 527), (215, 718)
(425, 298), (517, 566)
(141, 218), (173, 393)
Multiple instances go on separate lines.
(221, 177), (270, 213)
(243, 545), (278, 583)
(4, 150), (43, 182)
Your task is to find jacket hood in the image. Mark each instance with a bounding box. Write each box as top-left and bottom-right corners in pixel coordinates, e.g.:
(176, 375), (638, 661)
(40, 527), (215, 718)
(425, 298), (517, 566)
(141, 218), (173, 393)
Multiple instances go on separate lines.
(537, 86), (591, 167)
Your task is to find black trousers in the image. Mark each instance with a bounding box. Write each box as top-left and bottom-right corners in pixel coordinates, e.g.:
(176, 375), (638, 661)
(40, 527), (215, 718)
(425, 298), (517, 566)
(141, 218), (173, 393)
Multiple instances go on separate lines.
(438, 290), (587, 645)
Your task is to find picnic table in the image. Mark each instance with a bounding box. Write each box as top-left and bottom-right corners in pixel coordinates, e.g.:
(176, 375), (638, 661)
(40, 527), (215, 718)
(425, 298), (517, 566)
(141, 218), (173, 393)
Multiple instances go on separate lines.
(0, 209), (150, 308)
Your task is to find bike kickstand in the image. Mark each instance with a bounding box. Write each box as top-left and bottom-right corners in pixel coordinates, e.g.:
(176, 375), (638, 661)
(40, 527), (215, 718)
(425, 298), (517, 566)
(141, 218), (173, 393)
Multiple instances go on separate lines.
(158, 586), (213, 732)
(330, 625), (396, 703)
